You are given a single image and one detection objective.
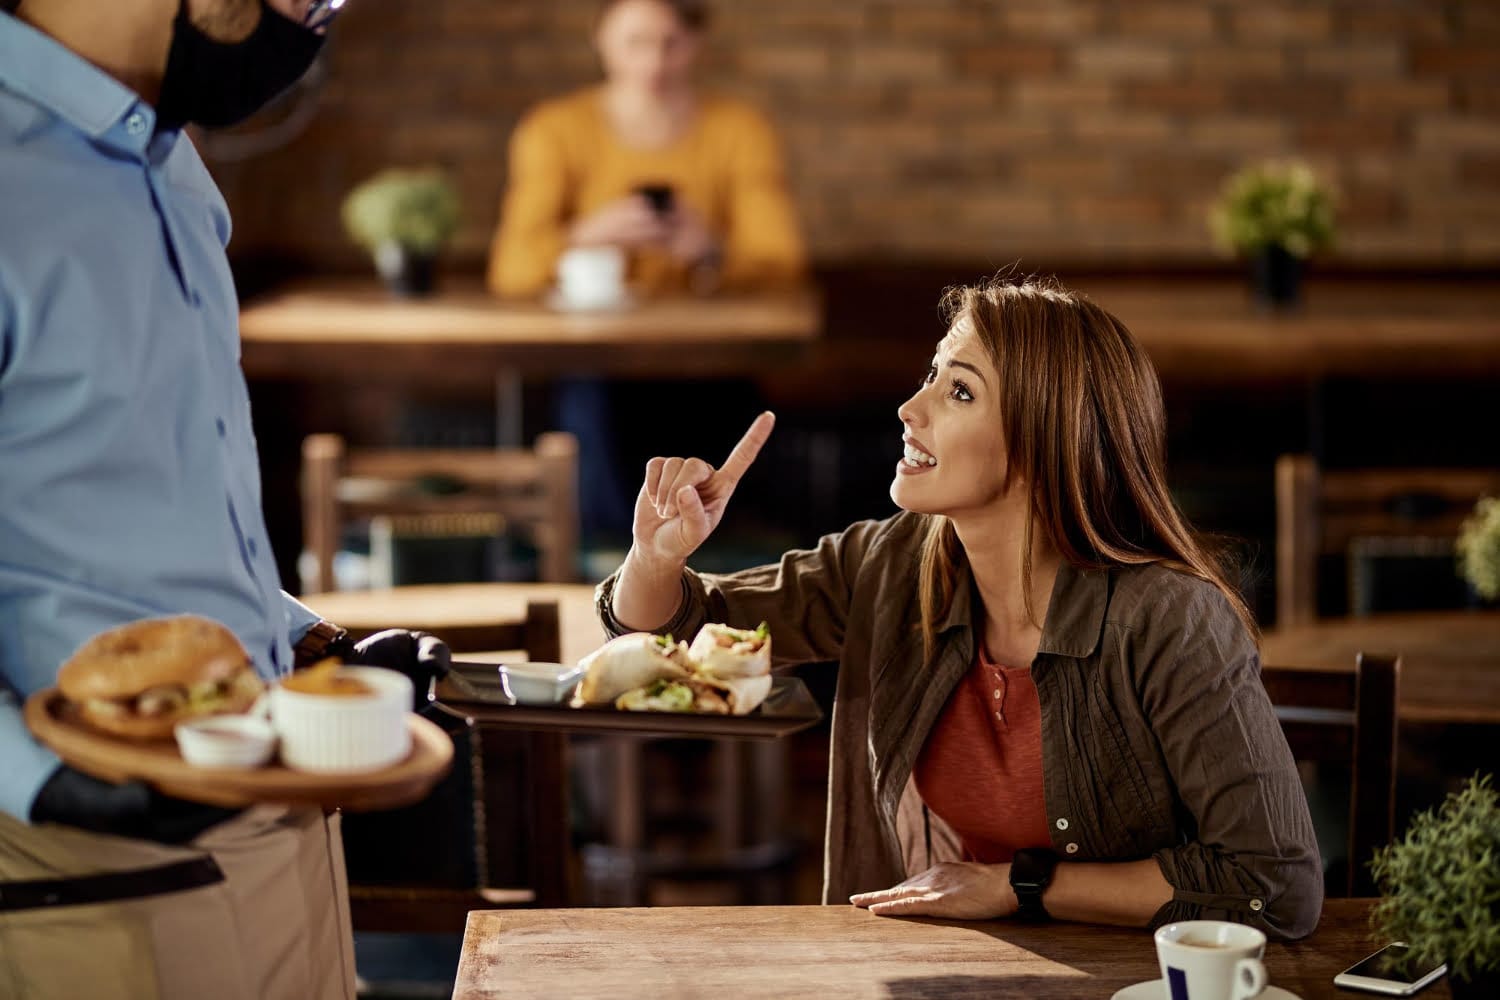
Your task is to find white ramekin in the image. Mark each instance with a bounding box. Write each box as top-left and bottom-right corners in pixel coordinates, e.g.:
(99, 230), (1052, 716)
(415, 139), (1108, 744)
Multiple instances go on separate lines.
(174, 715), (277, 769)
(501, 662), (585, 705)
(269, 667), (412, 774)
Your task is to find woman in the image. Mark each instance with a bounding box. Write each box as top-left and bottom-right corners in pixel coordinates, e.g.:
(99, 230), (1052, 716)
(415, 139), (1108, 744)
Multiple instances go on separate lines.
(596, 276), (1323, 939)
(487, 0), (806, 298)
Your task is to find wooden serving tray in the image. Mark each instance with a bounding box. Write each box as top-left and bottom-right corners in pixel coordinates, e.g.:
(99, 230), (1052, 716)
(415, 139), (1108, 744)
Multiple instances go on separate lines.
(24, 688), (453, 812)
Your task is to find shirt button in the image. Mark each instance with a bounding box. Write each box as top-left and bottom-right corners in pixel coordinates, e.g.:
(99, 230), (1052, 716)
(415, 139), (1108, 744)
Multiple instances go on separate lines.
(248, 538), (259, 557)
(1249, 898), (1264, 912)
(216, 418), (227, 438)
(1065, 842), (1079, 854)
(1055, 817), (1070, 831)
(993, 689), (1002, 699)
(125, 112), (147, 135)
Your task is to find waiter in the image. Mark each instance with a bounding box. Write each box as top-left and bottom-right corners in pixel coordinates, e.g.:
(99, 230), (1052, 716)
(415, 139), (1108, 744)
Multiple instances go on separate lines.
(0, 2), (448, 997)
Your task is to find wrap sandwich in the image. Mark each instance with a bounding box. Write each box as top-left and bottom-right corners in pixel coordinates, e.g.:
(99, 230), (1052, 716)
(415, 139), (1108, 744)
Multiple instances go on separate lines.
(573, 631), (692, 707)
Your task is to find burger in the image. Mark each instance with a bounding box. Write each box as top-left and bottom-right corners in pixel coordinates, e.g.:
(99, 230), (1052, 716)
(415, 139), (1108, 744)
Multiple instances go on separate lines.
(57, 615), (265, 741)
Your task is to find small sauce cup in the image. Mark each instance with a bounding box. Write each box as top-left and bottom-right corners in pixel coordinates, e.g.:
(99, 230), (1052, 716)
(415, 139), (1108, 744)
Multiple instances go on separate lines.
(501, 662), (584, 705)
(175, 715), (277, 769)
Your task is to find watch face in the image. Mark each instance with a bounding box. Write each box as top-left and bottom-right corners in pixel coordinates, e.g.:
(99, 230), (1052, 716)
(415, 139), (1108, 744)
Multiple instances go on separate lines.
(1010, 849), (1058, 888)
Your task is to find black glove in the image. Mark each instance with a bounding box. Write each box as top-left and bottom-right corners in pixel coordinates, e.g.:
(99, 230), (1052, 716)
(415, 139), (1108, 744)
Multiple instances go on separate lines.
(29, 764), (241, 845)
(338, 629), (451, 710)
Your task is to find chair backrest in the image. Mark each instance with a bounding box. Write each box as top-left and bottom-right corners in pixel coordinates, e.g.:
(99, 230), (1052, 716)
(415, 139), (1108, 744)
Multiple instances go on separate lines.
(301, 431), (580, 591)
(1261, 652), (1400, 897)
(337, 598), (569, 931)
(1275, 454), (1500, 626)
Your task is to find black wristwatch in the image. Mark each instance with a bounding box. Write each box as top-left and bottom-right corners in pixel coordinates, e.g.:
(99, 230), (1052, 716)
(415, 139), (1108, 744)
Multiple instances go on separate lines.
(1009, 848), (1060, 922)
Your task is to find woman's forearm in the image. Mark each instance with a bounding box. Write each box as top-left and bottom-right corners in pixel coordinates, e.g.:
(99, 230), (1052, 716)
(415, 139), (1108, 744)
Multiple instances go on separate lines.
(1043, 858), (1174, 927)
(611, 546), (687, 632)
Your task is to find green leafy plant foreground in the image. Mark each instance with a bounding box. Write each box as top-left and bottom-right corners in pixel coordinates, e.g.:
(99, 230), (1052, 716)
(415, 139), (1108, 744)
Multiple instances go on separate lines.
(1370, 774), (1500, 982)
(341, 168), (461, 256)
(1458, 497), (1500, 601)
(1209, 160), (1335, 259)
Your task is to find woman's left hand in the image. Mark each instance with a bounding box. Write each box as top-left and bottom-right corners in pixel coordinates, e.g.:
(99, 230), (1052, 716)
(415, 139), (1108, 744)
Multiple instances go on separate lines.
(850, 862), (1017, 919)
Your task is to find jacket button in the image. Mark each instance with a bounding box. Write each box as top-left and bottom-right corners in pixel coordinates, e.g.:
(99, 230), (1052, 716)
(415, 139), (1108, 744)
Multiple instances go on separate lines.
(1055, 817), (1069, 831)
(1249, 898), (1264, 912)
(1065, 842), (1079, 854)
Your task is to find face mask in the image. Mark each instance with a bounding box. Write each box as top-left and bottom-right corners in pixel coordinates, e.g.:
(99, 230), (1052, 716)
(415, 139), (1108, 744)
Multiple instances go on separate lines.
(155, 0), (325, 131)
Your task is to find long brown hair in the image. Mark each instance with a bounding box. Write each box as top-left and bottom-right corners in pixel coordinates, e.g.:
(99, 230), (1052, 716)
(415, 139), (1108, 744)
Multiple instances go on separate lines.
(917, 275), (1257, 662)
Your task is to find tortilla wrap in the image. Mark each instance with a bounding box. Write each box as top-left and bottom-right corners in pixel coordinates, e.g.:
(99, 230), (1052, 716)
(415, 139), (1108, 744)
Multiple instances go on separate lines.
(688, 623), (771, 680)
(573, 632), (690, 706)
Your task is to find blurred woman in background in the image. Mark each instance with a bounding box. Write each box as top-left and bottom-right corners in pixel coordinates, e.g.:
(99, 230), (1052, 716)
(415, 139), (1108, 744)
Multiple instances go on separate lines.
(488, 0), (808, 545)
(488, 0), (806, 298)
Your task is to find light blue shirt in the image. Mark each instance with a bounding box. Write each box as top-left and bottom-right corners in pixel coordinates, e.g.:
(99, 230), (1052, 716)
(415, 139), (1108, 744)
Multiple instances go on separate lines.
(0, 15), (319, 821)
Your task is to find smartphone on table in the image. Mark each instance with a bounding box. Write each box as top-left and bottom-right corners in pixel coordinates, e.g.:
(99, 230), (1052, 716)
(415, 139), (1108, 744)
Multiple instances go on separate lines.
(1334, 942), (1446, 995)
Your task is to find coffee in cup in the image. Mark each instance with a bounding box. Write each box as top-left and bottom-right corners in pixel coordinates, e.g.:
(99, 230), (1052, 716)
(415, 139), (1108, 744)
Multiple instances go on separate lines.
(1154, 920), (1267, 1000)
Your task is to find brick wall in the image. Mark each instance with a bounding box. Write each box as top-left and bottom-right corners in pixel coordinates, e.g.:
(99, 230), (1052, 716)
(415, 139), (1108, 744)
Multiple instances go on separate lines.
(210, 0), (1500, 272)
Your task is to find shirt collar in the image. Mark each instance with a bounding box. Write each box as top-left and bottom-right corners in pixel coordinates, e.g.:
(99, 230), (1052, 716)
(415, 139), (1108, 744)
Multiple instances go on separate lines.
(0, 14), (148, 141)
(935, 544), (1110, 660)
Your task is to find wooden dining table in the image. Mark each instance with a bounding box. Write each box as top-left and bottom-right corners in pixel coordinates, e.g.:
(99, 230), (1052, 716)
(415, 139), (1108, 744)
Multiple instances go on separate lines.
(300, 581), (607, 665)
(240, 277), (822, 445)
(452, 898), (1431, 999)
(238, 278), (823, 381)
(1261, 609), (1500, 725)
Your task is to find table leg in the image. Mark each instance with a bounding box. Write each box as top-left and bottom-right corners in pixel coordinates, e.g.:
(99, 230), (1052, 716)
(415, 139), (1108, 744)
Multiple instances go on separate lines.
(495, 369), (523, 447)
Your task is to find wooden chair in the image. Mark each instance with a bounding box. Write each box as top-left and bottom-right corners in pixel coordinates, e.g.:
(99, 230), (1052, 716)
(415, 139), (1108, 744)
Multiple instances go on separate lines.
(331, 598), (571, 932)
(301, 431), (580, 591)
(1261, 653), (1401, 897)
(1275, 454), (1500, 626)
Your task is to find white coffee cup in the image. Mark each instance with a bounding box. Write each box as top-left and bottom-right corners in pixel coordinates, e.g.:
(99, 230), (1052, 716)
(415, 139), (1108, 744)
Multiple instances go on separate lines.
(555, 246), (627, 309)
(1154, 920), (1268, 1000)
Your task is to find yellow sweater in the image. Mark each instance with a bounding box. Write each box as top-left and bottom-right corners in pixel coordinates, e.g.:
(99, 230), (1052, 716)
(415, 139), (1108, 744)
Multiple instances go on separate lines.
(487, 87), (807, 298)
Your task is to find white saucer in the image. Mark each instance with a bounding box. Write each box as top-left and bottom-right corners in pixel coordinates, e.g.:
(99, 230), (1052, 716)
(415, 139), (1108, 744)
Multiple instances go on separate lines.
(545, 289), (635, 313)
(1110, 982), (1303, 1000)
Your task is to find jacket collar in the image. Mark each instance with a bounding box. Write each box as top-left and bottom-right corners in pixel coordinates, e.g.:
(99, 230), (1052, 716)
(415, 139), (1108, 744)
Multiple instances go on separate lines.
(936, 545), (1109, 661)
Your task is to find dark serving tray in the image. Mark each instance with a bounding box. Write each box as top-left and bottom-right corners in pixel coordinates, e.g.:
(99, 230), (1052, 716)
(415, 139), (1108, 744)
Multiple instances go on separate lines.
(428, 660), (824, 740)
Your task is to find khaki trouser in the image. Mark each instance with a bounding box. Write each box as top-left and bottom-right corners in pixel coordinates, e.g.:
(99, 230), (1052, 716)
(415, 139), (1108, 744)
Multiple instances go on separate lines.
(0, 805), (356, 1000)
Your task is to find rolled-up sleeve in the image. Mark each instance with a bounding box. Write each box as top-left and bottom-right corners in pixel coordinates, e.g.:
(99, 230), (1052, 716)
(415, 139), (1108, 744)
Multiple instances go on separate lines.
(595, 519), (891, 669)
(1138, 587), (1323, 940)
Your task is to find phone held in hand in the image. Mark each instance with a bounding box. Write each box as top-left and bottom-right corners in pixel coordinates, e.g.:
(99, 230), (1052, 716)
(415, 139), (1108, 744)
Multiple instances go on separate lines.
(1333, 942), (1446, 995)
(636, 183), (676, 216)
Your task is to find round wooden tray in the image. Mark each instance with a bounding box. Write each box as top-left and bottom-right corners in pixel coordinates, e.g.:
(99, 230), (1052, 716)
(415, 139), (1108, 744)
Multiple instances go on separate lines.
(24, 688), (453, 812)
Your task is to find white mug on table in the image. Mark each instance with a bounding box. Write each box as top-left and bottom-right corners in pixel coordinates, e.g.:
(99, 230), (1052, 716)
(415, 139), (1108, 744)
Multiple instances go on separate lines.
(555, 246), (627, 310)
(1154, 920), (1268, 1000)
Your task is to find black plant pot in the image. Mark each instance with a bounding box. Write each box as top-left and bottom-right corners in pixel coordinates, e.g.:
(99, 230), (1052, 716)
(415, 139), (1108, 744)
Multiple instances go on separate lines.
(1249, 244), (1305, 308)
(375, 244), (438, 298)
(1449, 969), (1500, 1000)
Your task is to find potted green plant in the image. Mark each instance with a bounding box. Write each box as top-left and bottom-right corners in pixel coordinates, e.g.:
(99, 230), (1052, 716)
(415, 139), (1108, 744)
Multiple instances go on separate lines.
(1369, 773), (1500, 999)
(341, 167), (461, 296)
(1209, 160), (1335, 308)
(1458, 496), (1500, 604)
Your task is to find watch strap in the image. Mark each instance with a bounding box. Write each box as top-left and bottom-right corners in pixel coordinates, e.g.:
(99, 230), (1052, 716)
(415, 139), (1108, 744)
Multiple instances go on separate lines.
(293, 619), (351, 669)
(1010, 848), (1060, 922)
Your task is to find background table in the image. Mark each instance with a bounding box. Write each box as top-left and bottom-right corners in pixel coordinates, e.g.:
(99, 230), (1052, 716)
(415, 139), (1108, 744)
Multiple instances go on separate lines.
(301, 581), (605, 665)
(1261, 610), (1500, 724)
(239, 279), (823, 381)
(453, 899), (1430, 999)
(241, 278), (822, 448)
